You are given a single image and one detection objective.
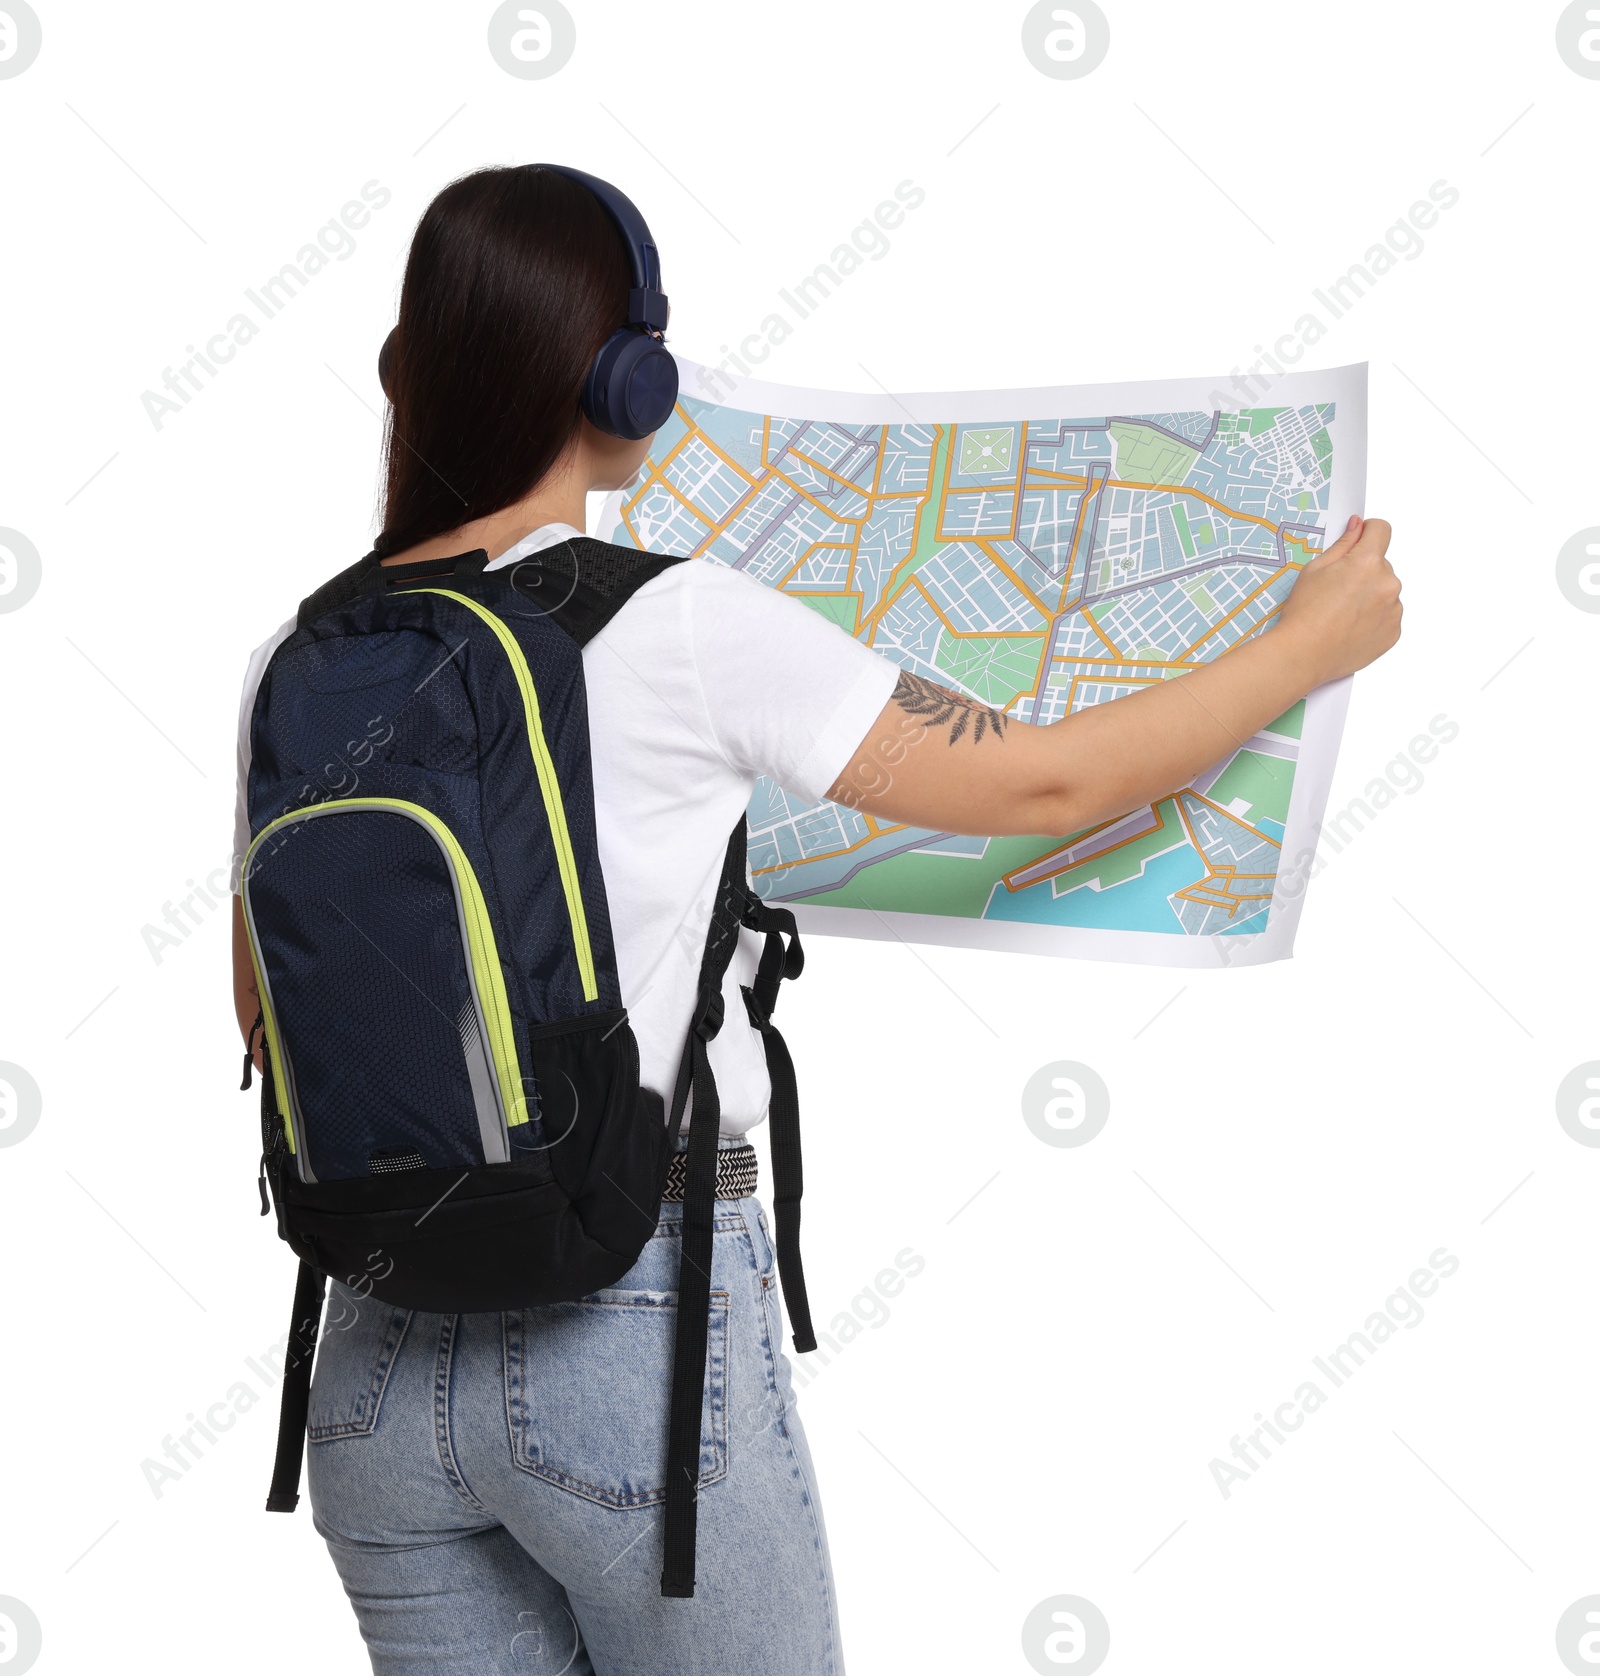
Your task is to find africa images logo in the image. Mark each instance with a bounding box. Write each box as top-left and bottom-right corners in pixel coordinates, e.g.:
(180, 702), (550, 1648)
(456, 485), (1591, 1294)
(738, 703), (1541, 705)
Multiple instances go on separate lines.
(487, 1), (576, 78)
(0, 1), (42, 79)
(0, 529), (42, 614)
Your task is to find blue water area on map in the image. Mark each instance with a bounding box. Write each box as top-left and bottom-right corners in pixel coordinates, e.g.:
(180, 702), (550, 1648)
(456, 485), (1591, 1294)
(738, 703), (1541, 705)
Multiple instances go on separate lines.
(1220, 906), (1270, 936)
(1258, 818), (1286, 841)
(984, 847), (1206, 934)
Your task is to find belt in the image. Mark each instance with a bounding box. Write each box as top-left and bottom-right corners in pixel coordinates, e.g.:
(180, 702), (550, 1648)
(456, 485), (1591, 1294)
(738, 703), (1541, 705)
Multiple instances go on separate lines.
(662, 1141), (757, 1202)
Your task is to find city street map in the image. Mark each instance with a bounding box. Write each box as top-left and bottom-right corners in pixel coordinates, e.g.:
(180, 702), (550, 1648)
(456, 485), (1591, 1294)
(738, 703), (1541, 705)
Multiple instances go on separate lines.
(599, 361), (1366, 967)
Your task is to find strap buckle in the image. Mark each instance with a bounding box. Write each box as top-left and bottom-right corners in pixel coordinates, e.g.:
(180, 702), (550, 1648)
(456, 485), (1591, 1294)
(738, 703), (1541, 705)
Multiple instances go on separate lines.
(691, 984), (725, 1041)
(740, 983), (771, 1033)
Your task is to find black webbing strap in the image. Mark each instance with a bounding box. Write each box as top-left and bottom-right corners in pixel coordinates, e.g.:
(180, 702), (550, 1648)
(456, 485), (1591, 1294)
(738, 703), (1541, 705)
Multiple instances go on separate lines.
(658, 987), (725, 1597)
(659, 824), (748, 1598)
(741, 899), (815, 1353)
(295, 547), (491, 632)
(511, 536), (690, 650)
(265, 1260), (326, 1512)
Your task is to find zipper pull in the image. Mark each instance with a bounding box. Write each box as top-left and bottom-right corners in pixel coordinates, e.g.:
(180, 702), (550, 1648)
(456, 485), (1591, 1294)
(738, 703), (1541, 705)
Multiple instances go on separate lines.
(240, 1009), (264, 1091)
(257, 1153), (271, 1216)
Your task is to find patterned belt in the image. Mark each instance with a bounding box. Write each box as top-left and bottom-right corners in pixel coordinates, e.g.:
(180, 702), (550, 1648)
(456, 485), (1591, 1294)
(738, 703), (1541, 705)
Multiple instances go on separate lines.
(661, 1142), (758, 1202)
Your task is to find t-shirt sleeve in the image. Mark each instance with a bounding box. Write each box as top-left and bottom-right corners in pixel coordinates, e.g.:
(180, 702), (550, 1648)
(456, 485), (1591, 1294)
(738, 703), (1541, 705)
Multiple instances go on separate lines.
(685, 563), (900, 802)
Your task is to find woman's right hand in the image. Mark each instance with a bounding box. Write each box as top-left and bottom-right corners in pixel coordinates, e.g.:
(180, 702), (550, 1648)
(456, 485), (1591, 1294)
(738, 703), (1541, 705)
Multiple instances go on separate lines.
(1277, 515), (1403, 685)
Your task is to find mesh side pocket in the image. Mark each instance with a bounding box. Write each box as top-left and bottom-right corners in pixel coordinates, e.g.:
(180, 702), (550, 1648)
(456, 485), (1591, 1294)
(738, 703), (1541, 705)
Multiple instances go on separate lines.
(527, 1011), (662, 1251)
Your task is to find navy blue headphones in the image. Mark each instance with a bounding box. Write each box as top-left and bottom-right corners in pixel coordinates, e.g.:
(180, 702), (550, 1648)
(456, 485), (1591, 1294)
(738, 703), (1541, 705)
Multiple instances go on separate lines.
(378, 164), (678, 442)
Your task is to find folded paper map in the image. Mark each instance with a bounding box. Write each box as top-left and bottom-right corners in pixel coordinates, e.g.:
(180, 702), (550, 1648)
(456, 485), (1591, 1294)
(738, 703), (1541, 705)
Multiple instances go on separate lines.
(599, 361), (1365, 968)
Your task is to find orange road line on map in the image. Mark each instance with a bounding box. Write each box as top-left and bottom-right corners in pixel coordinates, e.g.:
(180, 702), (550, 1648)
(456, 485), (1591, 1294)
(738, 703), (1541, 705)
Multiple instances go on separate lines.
(1179, 571), (1288, 658)
(789, 591), (864, 626)
(998, 799), (1178, 892)
(849, 443), (890, 597)
(687, 424), (759, 486)
(1003, 487), (1022, 541)
(638, 468), (727, 525)
(974, 539), (1053, 619)
(935, 431), (954, 547)
(1182, 872), (1276, 894)
(1105, 479), (1282, 534)
(765, 462), (872, 525)
(1080, 605), (1122, 660)
(624, 424), (703, 521)
(1174, 865), (1274, 913)
(784, 445), (877, 489)
(1062, 672), (1163, 705)
(856, 425), (947, 638)
(1171, 793), (1281, 907)
(1175, 876), (1266, 913)
(674, 425), (770, 560)
(1175, 863), (1237, 907)
(908, 574), (962, 638)
(954, 428), (1026, 541)
(613, 469), (663, 526)
(906, 573), (1042, 641)
(750, 820), (907, 877)
(1173, 796), (1205, 859)
(1052, 656), (1198, 672)
(620, 409), (702, 527)
(658, 406), (699, 467)
(1025, 470), (1090, 487)
(670, 424), (767, 558)
(1181, 789), (1283, 849)
(781, 542), (857, 589)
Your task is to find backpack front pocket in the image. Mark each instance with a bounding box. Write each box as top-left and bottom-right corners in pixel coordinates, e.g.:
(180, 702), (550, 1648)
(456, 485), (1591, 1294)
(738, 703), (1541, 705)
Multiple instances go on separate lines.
(243, 799), (529, 1183)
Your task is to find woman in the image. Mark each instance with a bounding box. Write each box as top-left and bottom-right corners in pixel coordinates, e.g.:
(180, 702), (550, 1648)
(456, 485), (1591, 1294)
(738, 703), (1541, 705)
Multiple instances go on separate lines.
(231, 164), (1400, 1673)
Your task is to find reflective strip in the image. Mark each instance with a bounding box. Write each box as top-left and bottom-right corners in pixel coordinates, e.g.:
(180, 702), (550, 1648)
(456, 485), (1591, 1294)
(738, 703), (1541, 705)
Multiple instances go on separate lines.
(242, 797), (531, 1133)
(240, 897), (298, 1157)
(401, 588), (600, 1003)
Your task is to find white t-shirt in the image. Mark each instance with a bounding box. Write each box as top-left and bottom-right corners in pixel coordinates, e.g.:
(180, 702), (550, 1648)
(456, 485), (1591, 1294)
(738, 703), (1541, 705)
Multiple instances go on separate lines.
(232, 522), (898, 1136)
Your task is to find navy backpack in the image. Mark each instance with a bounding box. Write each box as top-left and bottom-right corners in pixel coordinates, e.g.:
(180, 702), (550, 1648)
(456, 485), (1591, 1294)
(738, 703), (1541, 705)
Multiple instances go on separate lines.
(240, 536), (814, 1596)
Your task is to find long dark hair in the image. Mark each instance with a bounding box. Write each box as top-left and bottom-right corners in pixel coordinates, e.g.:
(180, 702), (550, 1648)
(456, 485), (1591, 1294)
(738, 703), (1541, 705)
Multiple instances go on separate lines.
(375, 165), (631, 558)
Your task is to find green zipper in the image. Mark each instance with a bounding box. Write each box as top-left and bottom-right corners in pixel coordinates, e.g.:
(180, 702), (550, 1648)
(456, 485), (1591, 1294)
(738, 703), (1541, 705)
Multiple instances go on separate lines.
(242, 797), (531, 1132)
(401, 587), (599, 1002)
(241, 884), (298, 1156)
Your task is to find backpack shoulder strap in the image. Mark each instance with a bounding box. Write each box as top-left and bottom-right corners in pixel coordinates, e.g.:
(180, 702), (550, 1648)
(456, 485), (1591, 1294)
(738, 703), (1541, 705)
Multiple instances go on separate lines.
(297, 548), (493, 632)
(508, 535), (689, 648)
(296, 551), (379, 630)
(296, 536), (672, 639)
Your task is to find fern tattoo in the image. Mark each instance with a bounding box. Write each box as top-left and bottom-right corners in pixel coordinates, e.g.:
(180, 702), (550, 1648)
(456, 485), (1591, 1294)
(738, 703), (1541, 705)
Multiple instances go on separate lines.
(892, 670), (1010, 745)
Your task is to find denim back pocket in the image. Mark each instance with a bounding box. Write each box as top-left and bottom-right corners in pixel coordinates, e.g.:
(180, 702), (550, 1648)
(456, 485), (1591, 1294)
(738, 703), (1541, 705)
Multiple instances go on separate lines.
(308, 1285), (412, 1441)
(504, 1288), (729, 1507)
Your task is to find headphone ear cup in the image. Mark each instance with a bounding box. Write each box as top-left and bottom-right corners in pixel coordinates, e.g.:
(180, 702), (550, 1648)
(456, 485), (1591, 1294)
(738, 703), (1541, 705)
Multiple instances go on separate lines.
(378, 327), (399, 399)
(584, 329), (679, 440)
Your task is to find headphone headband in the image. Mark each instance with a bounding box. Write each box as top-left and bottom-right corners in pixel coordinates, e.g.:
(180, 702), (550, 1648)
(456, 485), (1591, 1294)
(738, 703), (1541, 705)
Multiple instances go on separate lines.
(378, 164), (677, 441)
(539, 163), (668, 332)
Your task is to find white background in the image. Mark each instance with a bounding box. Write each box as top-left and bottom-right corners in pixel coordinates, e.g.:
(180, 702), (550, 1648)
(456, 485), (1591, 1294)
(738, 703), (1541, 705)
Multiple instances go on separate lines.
(1, 3), (1595, 1672)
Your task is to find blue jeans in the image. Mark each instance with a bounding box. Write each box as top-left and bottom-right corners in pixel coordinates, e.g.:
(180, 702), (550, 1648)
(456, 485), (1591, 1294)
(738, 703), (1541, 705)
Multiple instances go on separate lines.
(306, 1194), (843, 1674)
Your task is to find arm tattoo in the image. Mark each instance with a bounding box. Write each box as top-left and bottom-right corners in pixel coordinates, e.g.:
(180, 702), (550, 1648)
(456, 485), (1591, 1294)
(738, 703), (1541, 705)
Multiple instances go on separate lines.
(891, 670), (1010, 746)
